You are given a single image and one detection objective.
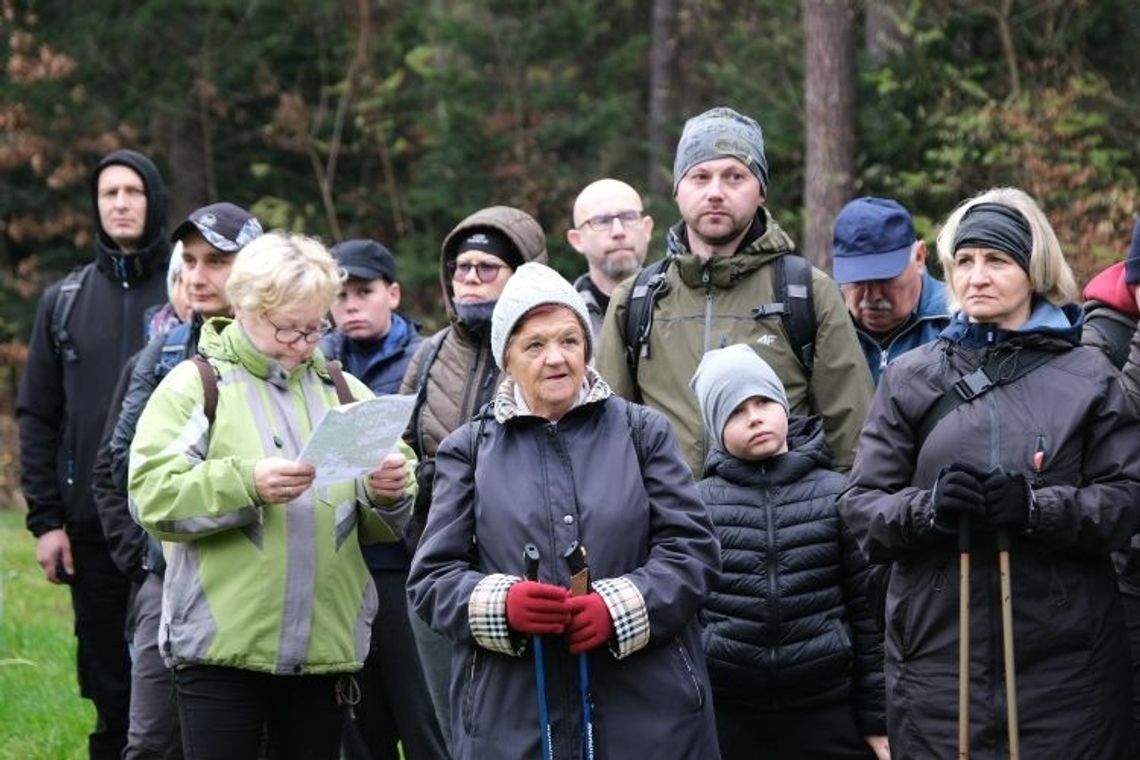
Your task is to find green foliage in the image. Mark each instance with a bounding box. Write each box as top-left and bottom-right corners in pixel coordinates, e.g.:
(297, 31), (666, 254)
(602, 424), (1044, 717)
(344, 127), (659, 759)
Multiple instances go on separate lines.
(0, 511), (92, 758)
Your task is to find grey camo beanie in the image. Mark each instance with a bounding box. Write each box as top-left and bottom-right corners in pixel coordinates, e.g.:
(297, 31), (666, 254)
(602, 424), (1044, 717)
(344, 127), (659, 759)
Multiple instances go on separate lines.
(672, 107), (769, 196)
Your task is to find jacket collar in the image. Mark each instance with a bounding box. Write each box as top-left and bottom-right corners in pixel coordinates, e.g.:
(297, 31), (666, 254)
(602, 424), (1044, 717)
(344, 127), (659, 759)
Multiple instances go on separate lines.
(666, 208), (797, 289)
(493, 367), (611, 424)
(940, 300), (1083, 350)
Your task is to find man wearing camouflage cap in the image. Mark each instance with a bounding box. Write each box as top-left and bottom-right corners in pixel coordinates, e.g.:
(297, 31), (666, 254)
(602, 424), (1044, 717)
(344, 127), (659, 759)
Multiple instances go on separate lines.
(596, 107), (872, 475)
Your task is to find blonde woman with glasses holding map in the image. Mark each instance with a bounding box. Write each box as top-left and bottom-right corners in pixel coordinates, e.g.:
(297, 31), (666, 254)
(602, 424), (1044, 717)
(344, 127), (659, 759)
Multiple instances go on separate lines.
(129, 230), (417, 760)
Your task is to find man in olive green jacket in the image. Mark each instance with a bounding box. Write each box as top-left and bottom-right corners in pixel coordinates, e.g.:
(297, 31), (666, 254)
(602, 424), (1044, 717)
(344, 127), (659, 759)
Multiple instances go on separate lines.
(596, 107), (872, 475)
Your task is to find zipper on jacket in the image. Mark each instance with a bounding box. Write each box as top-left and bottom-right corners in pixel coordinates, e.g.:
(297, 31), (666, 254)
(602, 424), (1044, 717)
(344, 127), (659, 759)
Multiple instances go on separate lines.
(700, 266), (714, 468)
(763, 473), (780, 651)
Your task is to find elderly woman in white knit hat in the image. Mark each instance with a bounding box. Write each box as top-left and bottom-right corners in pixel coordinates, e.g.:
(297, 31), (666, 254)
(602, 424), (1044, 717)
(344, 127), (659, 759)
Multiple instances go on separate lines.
(408, 262), (722, 760)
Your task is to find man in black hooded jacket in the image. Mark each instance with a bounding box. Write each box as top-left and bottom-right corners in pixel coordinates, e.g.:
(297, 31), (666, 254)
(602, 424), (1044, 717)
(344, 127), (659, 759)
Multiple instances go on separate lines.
(17, 149), (171, 760)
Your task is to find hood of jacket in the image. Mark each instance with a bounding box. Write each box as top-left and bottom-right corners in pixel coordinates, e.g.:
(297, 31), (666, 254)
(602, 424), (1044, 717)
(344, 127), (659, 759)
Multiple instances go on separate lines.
(665, 208), (797, 289)
(939, 300), (1083, 351)
(199, 316), (338, 388)
(437, 206), (548, 325)
(90, 149), (171, 285)
(1083, 261), (1140, 318)
(703, 414), (830, 483)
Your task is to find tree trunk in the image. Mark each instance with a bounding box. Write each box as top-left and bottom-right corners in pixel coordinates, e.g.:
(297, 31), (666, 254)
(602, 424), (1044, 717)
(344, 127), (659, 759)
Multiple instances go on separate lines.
(802, 0), (855, 273)
(647, 0), (678, 200)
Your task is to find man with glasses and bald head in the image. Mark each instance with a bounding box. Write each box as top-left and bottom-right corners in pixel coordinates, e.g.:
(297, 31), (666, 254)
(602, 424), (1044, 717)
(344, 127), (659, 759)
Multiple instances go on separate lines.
(566, 178), (654, 344)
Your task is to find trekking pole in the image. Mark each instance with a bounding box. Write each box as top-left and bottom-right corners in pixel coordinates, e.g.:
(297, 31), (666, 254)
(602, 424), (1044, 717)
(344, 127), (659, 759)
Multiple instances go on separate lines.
(524, 544), (554, 760)
(997, 528), (1019, 760)
(564, 541), (596, 760)
(997, 451), (1040, 760)
(958, 515), (971, 759)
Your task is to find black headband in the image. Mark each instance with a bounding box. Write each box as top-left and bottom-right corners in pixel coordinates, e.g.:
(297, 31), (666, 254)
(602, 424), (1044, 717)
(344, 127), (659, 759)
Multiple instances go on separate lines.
(952, 202), (1033, 272)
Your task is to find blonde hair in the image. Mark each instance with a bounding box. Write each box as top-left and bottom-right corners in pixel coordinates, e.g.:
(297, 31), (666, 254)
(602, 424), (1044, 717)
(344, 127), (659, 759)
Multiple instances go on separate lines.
(935, 187), (1078, 310)
(225, 231), (343, 316)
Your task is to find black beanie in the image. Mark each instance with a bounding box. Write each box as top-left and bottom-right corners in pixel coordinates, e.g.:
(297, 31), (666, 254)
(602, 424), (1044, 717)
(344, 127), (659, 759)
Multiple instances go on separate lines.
(1125, 217), (1140, 285)
(454, 228), (524, 270)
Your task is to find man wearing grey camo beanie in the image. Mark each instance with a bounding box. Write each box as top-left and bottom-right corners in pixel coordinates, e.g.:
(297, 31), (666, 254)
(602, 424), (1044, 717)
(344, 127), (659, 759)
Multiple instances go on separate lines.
(593, 104), (873, 479)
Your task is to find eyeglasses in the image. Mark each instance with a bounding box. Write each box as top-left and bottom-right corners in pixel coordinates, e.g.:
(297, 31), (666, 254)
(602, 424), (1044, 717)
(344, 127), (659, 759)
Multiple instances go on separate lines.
(448, 260), (508, 283)
(577, 210), (644, 232)
(266, 316), (331, 344)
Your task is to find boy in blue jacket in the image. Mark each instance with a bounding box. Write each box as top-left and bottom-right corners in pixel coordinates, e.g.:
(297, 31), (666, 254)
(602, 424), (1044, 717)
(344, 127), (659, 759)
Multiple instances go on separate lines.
(691, 344), (887, 760)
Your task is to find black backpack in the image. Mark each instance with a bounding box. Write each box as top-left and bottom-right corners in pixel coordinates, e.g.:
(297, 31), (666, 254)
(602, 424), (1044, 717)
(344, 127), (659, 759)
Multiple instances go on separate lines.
(622, 252), (816, 402)
(49, 266), (91, 362)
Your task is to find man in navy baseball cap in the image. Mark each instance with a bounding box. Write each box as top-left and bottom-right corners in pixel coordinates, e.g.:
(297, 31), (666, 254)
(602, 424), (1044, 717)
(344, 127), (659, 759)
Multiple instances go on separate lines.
(832, 197), (950, 384)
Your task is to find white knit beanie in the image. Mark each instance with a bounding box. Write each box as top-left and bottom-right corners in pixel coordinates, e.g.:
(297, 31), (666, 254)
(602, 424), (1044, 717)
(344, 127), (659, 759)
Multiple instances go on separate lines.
(490, 262), (593, 371)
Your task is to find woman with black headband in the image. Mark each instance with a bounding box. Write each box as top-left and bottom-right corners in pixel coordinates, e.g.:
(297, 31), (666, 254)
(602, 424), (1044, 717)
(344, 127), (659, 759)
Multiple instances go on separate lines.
(839, 186), (1140, 758)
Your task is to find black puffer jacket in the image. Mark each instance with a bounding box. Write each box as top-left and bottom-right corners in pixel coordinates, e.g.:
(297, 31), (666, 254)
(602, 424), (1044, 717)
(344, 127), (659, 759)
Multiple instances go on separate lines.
(698, 416), (884, 734)
(840, 304), (1140, 759)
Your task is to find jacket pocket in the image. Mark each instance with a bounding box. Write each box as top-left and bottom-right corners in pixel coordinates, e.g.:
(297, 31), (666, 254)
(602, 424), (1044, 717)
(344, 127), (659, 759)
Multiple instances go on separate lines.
(461, 649), (487, 736)
(670, 638), (707, 713)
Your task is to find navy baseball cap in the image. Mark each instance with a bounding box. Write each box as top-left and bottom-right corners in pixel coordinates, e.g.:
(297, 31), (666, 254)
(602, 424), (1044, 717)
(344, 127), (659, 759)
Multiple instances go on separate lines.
(331, 239), (398, 283)
(832, 197), (916, 284)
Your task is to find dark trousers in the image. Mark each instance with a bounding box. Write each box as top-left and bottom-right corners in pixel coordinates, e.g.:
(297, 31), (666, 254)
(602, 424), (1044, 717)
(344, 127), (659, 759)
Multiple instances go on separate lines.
(715, 698), (876, 760)
(69, 539), (132, 760)
(173, 665), (347, 760)
(125, 573), (182, 759)
(1122, 592), (1140, 759)
(342, 569), (450, 760)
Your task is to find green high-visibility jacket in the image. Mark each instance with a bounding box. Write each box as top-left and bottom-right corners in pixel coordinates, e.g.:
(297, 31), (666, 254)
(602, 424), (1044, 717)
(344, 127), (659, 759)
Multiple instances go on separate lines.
(129, 317), (416, 675)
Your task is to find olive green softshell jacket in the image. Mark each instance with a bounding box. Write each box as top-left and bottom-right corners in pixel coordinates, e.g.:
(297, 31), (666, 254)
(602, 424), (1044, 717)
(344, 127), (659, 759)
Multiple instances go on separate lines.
(597, 210), (873, 475)
(129, 317), (416, 675)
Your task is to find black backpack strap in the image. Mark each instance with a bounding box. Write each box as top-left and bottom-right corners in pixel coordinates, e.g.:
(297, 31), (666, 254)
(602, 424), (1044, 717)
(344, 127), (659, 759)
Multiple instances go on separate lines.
(410, 329), (449, 458)
(622, 259), (672, 402)
(914, 348), (1056, 450)
(50, 267), (89, 363)
(190, 355), (220, 426)
(468, 402), (493, 468)
(624, 400), (646, 470)
(324, 360), (356, 404)
(753, 253), (816, 374)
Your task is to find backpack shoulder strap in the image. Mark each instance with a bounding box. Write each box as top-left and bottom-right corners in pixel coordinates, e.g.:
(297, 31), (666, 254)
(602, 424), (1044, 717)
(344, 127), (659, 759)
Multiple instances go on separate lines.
(468, 402), (493, 469)
(914, 348), (1056, 451)
(622, 258), (672, 402)
(324, 360), (356, 404)
(50, 266), (90, 363)
(154, 322), (193, 380)
(410, 328), (449, 457)
(190, 355), (219, 426)
(624, 400), (646, 471)
(774, 252), (816, 374)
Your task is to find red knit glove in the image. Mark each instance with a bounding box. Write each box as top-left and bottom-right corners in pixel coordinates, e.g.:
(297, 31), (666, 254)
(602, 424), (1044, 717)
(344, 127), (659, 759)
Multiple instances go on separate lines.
(505, 581), (570, 635)
(566, 592), (614, 654)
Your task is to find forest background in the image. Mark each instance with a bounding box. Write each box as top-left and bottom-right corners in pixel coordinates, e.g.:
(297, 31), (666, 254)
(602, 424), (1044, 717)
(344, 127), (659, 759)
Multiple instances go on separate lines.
(1, 0), (1139, 505)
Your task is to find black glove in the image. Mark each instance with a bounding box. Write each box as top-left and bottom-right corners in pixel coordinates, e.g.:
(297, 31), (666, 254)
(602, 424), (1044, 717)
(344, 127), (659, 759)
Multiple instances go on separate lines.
(931, 467), (985, 536)
(980, 469), (1029, 531)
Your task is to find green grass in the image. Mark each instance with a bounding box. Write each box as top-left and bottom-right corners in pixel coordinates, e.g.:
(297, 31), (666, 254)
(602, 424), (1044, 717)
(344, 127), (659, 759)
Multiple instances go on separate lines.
(0, 509), (93, 759)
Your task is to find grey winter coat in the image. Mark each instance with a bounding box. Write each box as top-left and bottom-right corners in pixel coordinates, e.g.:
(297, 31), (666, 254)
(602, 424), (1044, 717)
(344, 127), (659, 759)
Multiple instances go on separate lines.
(839, 305), (1140, 759)
(407, 372), (722, 760)
(698, 416), (885, 735)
